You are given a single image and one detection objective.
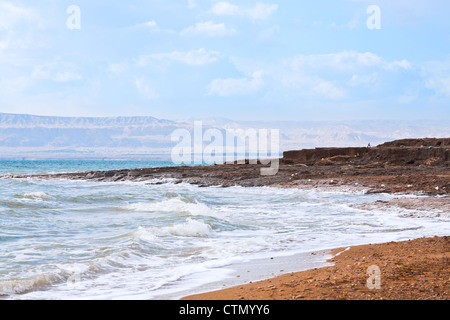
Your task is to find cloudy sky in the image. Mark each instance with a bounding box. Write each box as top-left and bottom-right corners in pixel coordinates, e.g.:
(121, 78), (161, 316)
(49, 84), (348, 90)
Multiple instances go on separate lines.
(0, 0), (449, 121)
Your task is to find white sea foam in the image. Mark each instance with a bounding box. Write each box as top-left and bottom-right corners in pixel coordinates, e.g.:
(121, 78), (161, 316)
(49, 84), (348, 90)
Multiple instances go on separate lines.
(20, 191), (52, 201)
(139, 219), (212, 238)
(119, 197), (213, 216)
(133, 226), (158, 242)
(0, 274), (59, 295)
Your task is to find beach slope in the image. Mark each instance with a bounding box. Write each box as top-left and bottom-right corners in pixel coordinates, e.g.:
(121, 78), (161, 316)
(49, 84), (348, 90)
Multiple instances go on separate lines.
(183, 237), (449, 300)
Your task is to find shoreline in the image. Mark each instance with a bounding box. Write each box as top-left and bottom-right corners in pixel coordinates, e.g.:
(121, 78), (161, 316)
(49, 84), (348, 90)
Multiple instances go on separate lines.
(156, 249), (335, 300)
(182, 236), (449, 300)
(2, 138), (448, 195)
(3, 158), (448, 196)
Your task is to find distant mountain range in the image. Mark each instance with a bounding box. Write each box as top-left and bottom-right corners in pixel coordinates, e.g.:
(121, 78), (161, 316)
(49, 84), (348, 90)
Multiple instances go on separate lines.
(0, 113), (449, 160)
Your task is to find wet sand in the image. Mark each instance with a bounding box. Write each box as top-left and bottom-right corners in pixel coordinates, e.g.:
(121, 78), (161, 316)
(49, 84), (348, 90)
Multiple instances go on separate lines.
(182, 236), (449, 300)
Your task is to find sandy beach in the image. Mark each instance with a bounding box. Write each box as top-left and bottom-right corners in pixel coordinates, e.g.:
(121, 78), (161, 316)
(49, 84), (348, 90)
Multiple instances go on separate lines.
(179, 187), (449, 301)
(182, 236), (449, 300)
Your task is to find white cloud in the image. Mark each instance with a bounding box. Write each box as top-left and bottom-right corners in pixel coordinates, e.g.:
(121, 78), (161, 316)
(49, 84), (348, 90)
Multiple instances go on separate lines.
(274, 51), (416, 101)
(347, 15), (362, 29)
(291, 51), (410, 72)
(389, 60), (412, 70)
(0, 31), (12, 51)
(350, 72), (378, 87)
(311, 81), (345, 100)
(135, 77), (159, 100)
(143, 20), (157, 27)
(0, 1), (37, 30)
(331, 14), (363, 30)
(258, 24), (281, 40)
(181, 21), (235, 36)
(247, 3), (278, 20)
(0, 2), (43, 53)
(419, 58), (450, 97)
(53, 72), (83, 82)
(208, 70), (264, 96)
(279, 70), (346, 101)
(211, 2), (240, 15)
(211, 2), (278, 20)
(188, 0), (198, 9)
(137, 48), (221, 66)
(132, 20), (160, 33)
(106, 63), (127, 74)
(31, 60), (82, 83)
(426, 76), (450, 97)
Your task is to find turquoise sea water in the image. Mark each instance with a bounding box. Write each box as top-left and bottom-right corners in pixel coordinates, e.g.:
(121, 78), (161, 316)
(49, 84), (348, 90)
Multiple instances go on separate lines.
(0, 160), (449, 300)
(0, 160), (176, 175)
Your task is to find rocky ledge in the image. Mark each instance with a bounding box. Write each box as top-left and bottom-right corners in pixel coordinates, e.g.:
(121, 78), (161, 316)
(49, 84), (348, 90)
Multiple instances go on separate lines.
(3, 138), (449, 195)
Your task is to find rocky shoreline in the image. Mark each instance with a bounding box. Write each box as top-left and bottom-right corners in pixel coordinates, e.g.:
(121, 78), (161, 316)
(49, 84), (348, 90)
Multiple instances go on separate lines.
(3, 138), (448, 223)
(3, 138), (449, 196)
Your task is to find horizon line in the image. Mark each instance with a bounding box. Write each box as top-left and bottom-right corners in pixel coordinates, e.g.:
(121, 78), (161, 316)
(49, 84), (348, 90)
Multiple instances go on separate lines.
(0, 112), (448, 124)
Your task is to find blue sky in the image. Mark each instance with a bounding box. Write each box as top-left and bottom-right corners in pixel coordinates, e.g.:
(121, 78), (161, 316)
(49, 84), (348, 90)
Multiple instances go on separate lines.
(0, 0), (449, 121)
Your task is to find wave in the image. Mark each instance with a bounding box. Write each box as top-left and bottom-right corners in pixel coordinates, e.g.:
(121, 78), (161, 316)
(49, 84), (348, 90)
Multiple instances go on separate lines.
(0, 273), (60, 296)
(61, 194), (126, 204)
(16, 191), (52, 201)
(0, 259), (130, 297)
(134, 219), (212, 240)
(118, 197), (213, 216)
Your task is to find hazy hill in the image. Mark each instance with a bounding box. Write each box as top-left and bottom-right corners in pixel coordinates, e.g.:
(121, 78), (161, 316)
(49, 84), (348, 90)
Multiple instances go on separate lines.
(0, 113), (448, 160)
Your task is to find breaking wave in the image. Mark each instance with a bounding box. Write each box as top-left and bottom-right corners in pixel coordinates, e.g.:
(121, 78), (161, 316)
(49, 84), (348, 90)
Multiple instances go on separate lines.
(17, 192), (52, 201)
(118, 197), (213, 216)
(134, 219), (212, 240)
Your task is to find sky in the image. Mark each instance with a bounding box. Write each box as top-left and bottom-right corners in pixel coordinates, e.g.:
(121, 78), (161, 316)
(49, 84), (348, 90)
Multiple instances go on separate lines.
(0, 0), (449, 121)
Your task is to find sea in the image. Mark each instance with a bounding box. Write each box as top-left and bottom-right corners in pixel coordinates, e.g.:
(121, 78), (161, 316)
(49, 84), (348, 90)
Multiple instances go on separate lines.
(0, 160), (448, 300)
